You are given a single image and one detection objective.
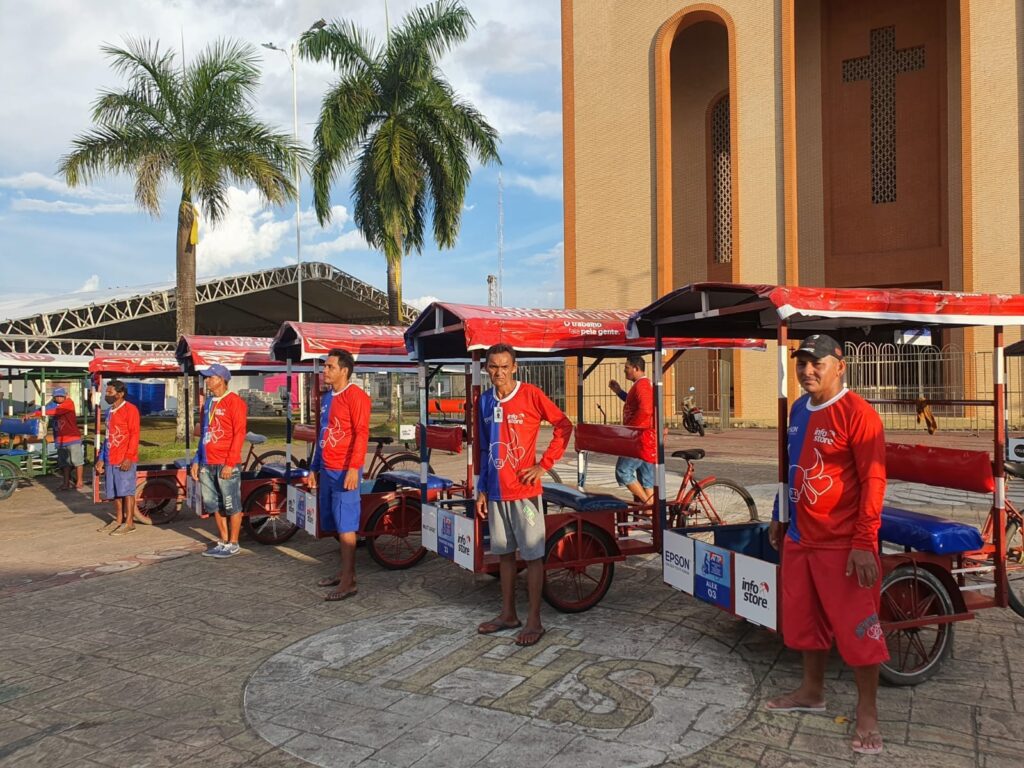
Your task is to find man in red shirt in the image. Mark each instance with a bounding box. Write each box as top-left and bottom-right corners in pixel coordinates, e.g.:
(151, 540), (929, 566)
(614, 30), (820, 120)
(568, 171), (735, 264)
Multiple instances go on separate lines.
(309, 348), (370, 600)
(766, 334), (887, 756)
(608, 355), (655, 502)
(94, 380), (141, 534)
(39, 387), (84, 490)
(190, 364), (248, 559)
(476, 344), (573, 646)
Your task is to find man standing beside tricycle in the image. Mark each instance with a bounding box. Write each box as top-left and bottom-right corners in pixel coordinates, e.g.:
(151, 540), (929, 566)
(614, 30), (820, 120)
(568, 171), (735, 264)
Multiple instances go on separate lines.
(95, 380), (140, 534)
(476, 343), (573, 647)
(608, 354), (655, 503)
(767, 334), (888, 756)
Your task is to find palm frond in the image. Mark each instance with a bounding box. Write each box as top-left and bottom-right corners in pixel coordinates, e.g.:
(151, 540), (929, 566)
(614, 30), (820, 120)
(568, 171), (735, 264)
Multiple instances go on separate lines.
(298, 21), (379, 80)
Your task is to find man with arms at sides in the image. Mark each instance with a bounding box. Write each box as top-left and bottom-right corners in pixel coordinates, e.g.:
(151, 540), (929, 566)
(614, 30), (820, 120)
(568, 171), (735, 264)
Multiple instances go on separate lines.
(766, 334), (888, 756)
(190, 364), (248, 559)
(42, 387), (85, 491)
(476, 344), (573, 647)
(608, 355), (656, 503)
(308, 348), (370, 601)
(94, 380), (140, 535)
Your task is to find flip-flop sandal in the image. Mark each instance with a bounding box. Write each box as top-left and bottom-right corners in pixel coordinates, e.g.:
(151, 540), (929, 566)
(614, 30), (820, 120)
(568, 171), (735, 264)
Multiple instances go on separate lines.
(324, 589), (358, 602)
(477, 620), (523, 635)
(515, 628), (546, 647)
(851, 731), (884, 755)
(764, 696), (826, 713)
(317, 576), (341, 587)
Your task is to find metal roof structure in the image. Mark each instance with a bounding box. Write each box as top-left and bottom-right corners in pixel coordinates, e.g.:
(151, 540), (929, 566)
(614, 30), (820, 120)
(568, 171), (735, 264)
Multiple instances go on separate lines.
(0, 262), (415, 355)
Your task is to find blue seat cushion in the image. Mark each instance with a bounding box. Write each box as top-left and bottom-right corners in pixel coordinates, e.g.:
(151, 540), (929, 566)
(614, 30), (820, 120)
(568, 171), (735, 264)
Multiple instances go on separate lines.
(173, 457), (191, 469)
(542, 482), (628, 513)
(880, 506), (984, 554)
(377, 470), (453, 491)
(0, 449), (29, 457)
(256, 464), (309, 481)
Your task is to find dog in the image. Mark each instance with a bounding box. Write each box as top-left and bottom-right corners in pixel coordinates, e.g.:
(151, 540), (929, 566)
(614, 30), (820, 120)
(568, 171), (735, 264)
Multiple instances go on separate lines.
(916, 396), (938, 435)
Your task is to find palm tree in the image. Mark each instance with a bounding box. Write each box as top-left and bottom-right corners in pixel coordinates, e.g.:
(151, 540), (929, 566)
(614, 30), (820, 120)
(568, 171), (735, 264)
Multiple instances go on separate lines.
(299, 0), (500, 326)
(60, 38), (304, 439)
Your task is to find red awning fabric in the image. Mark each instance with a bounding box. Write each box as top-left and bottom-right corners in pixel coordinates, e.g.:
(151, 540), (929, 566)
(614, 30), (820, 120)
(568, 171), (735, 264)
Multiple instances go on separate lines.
(89, 351), (182, 375)
(174, 335), (309, 373)
(628, 283), (1024, 340)
(405, 303), (765, 359)
(270, 322), (413, 363)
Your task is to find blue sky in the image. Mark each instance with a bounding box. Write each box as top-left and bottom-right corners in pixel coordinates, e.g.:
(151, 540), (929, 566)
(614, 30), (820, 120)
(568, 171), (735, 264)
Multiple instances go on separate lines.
(0, 0), (564, 314)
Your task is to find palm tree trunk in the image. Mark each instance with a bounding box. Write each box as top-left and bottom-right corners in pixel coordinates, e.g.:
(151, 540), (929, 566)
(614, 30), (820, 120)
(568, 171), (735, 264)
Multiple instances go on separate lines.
(386, 254), (403, 427)
(175, 198), (197, 442)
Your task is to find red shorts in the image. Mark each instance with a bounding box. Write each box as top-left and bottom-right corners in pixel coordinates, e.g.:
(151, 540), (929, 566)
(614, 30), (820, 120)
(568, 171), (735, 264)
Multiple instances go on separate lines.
(781, 537), (889, 667)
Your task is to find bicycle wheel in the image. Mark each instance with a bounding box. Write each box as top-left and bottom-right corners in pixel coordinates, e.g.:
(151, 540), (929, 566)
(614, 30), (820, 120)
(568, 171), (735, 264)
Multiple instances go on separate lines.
(542, 523), (616, 613)
(879, 567), (955, 686)
(249, 450), (287, 473)
(242, 483), (298, 545)
(366, 497), (426, 570)
(0, 460), (16, 501)
(381, 453), (434, 475)
(682, 479), (758, 542)
(135, 477), (181, 525)
(1006, 517), (1024, 618)
(545, 467), (562, 484)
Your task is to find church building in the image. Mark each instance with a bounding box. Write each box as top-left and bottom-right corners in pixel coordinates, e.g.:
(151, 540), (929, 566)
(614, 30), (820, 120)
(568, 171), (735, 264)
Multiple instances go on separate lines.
(561, 0), (1021, 421)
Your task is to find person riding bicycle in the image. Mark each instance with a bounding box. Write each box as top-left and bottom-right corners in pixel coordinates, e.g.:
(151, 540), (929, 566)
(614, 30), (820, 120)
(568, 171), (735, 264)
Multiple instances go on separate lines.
(608, 355), (655, 503)
(766, 333), (888, 756)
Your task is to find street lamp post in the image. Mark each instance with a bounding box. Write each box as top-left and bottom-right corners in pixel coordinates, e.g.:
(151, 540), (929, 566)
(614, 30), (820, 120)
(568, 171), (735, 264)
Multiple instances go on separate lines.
(264, 19), (325, 326)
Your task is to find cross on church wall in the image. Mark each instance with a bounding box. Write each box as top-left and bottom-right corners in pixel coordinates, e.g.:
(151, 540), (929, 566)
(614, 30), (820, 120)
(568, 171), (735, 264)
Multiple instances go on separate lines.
(842, 26), (925, 204)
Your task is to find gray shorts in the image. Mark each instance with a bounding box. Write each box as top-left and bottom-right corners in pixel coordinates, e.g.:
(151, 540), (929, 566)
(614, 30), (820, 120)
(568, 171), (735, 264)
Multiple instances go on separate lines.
(488, 496), (545, 561)
(57, 443), (84, 468)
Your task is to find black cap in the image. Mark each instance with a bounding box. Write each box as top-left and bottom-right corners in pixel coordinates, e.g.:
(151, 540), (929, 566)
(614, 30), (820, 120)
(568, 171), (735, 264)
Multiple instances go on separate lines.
(792, 333), (844, 360)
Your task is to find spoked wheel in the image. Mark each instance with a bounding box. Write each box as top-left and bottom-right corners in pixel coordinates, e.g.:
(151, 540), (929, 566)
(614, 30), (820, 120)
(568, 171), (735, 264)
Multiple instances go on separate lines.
(672, 479), (758, 540)
(1005, 518), (1024, 618)
(248, 450), (287, 473)
(879, 567), (955, 686)
(542, 523), (616, 613)
(545, 467), (562, 484)
(243, 483), (298, 545)
(381, 453), (434, 475)
(135, 477), (181, 524)
(366, 497), (426, 570)
(0, 460), (17, 501)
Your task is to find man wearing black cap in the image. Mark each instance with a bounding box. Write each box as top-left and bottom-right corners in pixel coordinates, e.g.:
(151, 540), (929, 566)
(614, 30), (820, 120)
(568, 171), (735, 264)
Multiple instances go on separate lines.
(765, 334), (888, 756)
(190, 364), (248, 559)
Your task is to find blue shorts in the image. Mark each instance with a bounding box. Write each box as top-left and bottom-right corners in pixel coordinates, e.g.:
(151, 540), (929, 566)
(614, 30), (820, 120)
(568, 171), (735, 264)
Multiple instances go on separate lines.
(319, 468), (362, 534)
(615, 456), (655, 489)
(104, 463), (137, 499)
(199, 465), (242, 516)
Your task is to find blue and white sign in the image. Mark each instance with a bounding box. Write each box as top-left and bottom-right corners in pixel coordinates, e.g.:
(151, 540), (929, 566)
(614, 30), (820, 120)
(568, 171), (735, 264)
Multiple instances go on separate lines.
(421, 504), (438, 553)
(694, 541), (732, 609)
(663, 530), (695, 594)
(438, 509), (457, 560)
(431, 507), (475, 571)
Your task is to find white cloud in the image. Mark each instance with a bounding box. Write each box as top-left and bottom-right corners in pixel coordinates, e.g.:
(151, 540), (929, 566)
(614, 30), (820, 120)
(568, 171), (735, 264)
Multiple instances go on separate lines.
(304, 229), (372, 259)
(506, 173), (563, 200)
(75, 274), (100, 292)
(196, 186), (292, 275)
(407, 295), (441, 311)
(0, 172), (129, 201)
(11, 198), (137, 215)
(523, 241), (564, 267)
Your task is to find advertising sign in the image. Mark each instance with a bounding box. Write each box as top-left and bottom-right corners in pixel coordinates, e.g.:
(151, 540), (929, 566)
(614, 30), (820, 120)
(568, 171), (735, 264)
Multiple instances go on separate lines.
(287, 485), (318, 536)
(662, 530), (695, 594)
(302, 489), (317, 537)
(185, 475), (203, 517)
(694, 540), (732, 610)
(421, 504), (438, 553)
(734, 554), (778, 630)
(436, 508), (475, 571)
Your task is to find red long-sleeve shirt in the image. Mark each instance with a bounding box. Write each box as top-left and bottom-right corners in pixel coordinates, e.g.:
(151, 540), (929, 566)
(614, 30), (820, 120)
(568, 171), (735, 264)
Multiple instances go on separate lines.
(101, 401), (140, 464)
(621, 377), (656, 463)
(196, 391), (248, 466)
(312, 384), (371, 471)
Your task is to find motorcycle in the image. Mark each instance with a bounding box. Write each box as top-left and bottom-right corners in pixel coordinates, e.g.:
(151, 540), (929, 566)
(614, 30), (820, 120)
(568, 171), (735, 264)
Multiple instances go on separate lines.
(681, 386), (705, 437)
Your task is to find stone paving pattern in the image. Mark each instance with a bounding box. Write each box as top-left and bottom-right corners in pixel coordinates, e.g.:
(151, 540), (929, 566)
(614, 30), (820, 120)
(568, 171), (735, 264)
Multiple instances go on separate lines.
(1, 428), (1022, 767)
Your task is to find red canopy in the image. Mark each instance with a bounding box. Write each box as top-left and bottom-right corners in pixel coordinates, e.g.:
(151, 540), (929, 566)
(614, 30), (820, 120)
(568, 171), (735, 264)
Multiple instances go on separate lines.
(629, 283), (1024, 340)
(405, 303), (765, 359)
(174, 335), (314, 373)
(89, 351), (182, 375)
(270, 322), (413, 363)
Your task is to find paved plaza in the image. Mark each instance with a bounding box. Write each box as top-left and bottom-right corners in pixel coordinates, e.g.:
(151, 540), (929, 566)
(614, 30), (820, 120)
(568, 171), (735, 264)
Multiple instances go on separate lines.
(1, 429), (1022, 767)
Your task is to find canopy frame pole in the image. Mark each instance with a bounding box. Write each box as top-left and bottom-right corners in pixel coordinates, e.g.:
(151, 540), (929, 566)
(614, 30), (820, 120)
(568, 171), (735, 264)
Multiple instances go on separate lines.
(285, 359), (293, 469)
(577, 353), (586, 489)
(653, 326), (666, 540)
(469, 351), (481, 494)
(417, 339), (429, 497)
(777, 321), (789, 523)
(993, 325), (1007, 608)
